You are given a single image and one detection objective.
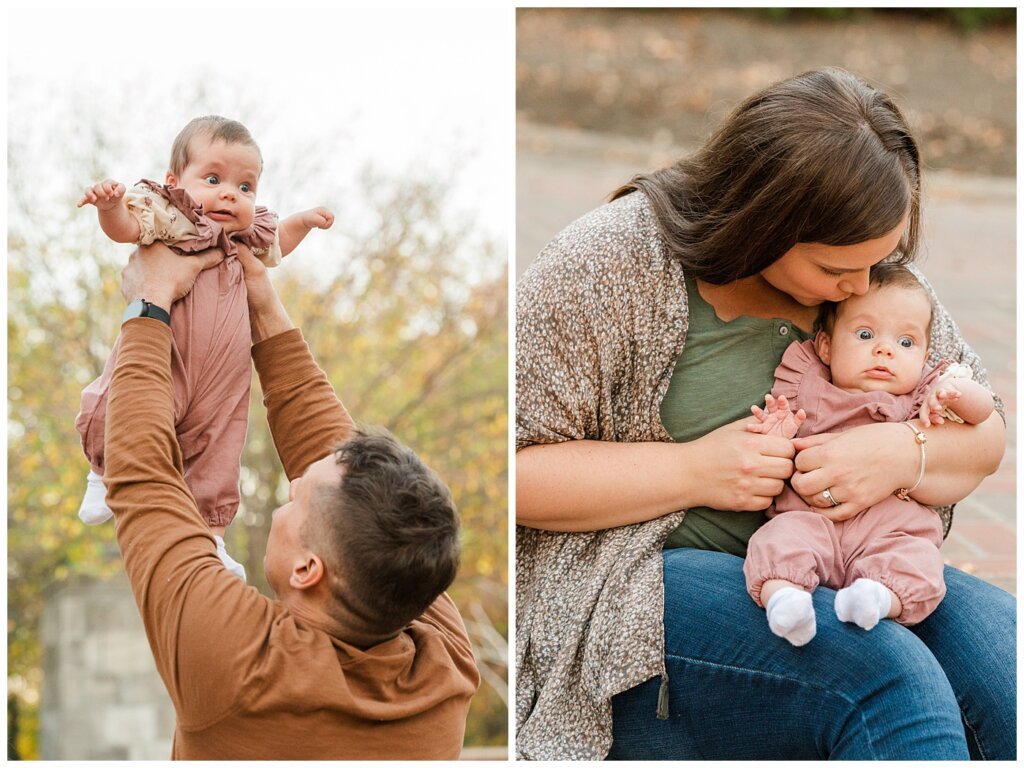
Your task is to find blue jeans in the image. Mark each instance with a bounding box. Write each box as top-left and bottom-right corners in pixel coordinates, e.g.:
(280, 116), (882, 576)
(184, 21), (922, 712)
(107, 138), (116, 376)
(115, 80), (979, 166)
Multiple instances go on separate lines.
(608, 549), (1016, 760)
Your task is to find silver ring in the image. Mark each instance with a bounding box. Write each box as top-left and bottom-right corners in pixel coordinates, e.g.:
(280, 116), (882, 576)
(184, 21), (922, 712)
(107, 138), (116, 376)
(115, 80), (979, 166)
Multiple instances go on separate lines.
(822, 488), (841, 507)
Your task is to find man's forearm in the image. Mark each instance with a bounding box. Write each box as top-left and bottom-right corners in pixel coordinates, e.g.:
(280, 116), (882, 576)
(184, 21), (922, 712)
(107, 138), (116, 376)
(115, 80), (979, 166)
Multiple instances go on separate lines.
(104, 320), (213, 677)
(249, 288), (295, 343)
(252, 330), (356, 478)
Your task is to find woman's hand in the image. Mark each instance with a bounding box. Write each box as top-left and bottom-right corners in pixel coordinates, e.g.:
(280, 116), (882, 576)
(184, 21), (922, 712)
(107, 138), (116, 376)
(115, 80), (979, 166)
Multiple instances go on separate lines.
(687, 417), (797, 512)
(790, 422), (914, 521)
(120, 242), (224, 309)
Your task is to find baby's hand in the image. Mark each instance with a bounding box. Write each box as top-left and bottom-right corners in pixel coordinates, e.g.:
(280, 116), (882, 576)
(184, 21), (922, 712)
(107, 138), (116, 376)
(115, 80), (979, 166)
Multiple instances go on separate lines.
(300, 206), (334, 231)
(77, 179), (126, 210)
(919, 381), (962, 427)
(746, 394), (806, 439)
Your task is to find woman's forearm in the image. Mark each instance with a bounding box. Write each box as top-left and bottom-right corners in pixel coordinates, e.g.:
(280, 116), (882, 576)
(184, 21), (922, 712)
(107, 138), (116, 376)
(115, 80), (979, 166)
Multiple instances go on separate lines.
(516, 440), (695, 531)
(517, 423), (797, 532)
(910, 412), (1005, 507)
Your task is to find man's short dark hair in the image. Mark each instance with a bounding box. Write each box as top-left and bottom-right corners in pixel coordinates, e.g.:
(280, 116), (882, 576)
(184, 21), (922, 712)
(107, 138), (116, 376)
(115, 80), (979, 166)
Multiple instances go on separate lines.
(305, 427), (460, 635)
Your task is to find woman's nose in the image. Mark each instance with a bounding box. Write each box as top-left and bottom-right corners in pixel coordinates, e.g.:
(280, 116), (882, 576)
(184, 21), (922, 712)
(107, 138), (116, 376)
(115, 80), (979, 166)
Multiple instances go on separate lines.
(839, 270), (870, 296)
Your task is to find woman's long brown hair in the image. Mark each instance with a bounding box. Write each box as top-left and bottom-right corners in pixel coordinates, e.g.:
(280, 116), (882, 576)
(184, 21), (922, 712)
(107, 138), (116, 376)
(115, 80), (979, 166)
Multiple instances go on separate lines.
(612, 67), (921, 284)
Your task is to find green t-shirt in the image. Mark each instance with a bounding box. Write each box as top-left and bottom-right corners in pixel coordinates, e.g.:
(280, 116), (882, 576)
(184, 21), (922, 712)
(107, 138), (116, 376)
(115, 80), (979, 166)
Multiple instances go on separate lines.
(661, 275), (812, 556)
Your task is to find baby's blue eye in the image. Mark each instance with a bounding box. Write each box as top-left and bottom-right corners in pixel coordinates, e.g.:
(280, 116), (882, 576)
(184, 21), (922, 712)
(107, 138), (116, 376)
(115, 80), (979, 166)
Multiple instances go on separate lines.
(856, 329), (873, 340)
(205, 174), (219, 184)
(240, 182), (252, 193)
(898, 336), (914, 348)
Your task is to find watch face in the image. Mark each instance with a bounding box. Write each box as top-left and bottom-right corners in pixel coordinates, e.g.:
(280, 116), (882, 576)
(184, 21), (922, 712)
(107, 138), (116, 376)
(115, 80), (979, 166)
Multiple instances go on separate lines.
(122, 298), (170, 325)
(122, 298), (146, 322)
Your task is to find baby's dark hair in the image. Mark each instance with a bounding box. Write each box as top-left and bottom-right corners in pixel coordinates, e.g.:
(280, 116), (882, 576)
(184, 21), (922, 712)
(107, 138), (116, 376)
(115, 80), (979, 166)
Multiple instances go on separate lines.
(304, 427), (461, 636)
(816, 262), (931, 338)
(169, 115), (263, 177)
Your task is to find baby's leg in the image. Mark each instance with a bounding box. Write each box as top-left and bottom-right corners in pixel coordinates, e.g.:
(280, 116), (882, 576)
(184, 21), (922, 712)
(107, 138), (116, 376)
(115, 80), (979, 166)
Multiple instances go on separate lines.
(837, 498), (946, 628)
(172, 262), (252, 580)
(75, 337), (123, 524)
(744, 511), (844, 646)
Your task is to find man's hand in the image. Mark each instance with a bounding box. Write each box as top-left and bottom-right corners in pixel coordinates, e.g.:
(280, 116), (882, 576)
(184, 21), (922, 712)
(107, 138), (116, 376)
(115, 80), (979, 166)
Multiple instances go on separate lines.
(121, 243), (225, 310)
(78, 179), (126, 210)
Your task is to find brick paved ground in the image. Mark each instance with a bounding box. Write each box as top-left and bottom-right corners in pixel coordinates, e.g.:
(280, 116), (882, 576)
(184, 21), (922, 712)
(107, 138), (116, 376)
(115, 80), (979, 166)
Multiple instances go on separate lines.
(516, 123), (1016, 595)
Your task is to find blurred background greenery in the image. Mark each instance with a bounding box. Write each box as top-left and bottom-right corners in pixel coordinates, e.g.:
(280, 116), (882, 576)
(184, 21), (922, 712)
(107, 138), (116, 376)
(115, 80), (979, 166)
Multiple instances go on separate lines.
(753, 7), (1015, 29)
(8, 11), (508, 758)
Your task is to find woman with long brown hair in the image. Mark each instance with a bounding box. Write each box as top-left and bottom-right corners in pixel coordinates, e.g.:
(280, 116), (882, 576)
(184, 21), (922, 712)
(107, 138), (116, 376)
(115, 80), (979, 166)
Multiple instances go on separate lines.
(516, 68), (1013, 760)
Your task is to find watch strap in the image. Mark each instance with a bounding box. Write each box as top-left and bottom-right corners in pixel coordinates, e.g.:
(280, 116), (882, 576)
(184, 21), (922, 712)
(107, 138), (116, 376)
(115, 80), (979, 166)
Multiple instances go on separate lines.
(142, 300), (172, 326)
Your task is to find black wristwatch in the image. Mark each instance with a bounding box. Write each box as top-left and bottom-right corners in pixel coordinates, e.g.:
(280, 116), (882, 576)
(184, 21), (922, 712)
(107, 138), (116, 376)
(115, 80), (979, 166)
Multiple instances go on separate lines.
(122, 298), (171, 326)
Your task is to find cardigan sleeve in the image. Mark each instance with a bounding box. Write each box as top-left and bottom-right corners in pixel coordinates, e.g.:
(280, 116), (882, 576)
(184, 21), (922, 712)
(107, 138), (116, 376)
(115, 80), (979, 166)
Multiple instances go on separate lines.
(516, 194), (689, 452)
(515, 237), (604, 450)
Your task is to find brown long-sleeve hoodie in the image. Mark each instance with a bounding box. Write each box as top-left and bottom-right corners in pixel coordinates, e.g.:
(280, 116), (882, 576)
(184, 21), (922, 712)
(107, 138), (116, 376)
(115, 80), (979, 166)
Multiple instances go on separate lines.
(104, 319), (479, 759)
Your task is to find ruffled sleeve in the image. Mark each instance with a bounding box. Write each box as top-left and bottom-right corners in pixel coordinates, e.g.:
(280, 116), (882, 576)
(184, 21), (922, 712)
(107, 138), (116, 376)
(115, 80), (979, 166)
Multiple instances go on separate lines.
(126, 179), (233, 254)
(903, 361), (949, 422)
(245, 207), (282, 267)
(770, 339), (828, 415)
(125, 181), (200, 246)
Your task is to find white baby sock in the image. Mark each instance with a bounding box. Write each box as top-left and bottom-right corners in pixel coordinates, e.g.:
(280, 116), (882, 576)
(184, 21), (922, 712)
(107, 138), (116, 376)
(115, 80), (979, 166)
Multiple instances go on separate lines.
(214, 535), (247, 582)
(834, 578), (892, 630)
(78, 470), (114, 525)
(765, 586), (817, 646)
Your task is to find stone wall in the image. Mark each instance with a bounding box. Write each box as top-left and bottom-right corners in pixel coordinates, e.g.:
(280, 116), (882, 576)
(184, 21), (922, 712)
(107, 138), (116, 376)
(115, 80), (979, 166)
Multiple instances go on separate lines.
(40, 577), (174, 759)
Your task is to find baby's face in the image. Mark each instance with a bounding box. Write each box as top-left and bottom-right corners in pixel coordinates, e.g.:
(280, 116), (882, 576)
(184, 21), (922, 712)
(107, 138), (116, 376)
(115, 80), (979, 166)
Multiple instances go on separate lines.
(816, 285), (931, 396)
(167, 136), (260, 234)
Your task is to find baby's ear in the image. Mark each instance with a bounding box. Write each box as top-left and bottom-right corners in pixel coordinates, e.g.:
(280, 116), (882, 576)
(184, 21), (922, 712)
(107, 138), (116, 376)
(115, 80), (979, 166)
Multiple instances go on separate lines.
(814, 330), (832, 365)
(165, 171), (177, 187)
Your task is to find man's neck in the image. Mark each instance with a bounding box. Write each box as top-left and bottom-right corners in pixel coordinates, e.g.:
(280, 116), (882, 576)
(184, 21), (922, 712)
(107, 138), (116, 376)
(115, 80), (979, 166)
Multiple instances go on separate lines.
(285, 595), (398, 649)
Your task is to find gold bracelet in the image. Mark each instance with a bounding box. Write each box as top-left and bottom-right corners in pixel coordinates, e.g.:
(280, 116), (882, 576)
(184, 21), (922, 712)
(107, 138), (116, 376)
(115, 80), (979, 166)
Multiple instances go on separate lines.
(895, 422), (927, 501)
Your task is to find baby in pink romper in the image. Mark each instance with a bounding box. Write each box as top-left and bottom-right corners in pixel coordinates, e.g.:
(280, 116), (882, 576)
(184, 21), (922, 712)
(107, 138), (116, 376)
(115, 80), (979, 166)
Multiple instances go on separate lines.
(742, 263), (995, 646)
(75, 115), (334, 580)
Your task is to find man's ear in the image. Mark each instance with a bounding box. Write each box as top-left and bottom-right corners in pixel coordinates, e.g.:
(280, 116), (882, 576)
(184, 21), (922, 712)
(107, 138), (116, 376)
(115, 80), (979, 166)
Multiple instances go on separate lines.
(289, 552), (326, 590)
(814, 330), (832, 365)
(165, 171), (177, 187)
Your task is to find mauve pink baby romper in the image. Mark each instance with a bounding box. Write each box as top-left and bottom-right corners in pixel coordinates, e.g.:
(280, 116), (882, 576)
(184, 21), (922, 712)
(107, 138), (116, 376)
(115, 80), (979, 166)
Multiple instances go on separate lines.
(743, 340), (948, 626)
(75, 181), (278, 528)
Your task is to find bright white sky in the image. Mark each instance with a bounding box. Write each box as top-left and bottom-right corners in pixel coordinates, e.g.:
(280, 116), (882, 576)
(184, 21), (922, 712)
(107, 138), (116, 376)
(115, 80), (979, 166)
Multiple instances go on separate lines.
(6, 5), (511, 262)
